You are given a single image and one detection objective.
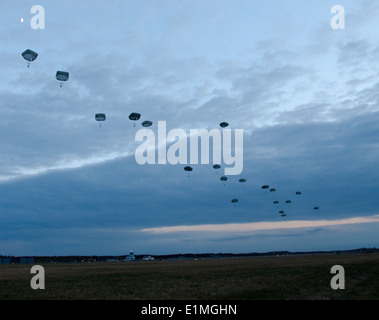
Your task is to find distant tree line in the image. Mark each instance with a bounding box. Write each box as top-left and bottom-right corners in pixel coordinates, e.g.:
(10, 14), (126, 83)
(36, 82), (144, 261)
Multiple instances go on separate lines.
(1, 248), (378, 263)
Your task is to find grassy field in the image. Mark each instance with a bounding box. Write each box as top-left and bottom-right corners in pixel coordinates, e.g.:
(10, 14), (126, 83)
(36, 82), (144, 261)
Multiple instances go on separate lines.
(0, 252), (378, 300)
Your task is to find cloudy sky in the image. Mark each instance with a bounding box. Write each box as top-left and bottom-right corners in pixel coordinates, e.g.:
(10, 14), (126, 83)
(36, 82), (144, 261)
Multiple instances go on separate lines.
(1, 0), (379, 256)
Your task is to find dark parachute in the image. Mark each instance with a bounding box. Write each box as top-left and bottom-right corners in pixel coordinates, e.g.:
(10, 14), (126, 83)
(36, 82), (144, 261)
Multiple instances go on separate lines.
(239, 178), (246, 188)
(296, 191), (302, 195)
(270, 188), (276, 192)
(129, 113), (141, 127)
(279, 210), (285, 214)
(219, 122), (229, 128)
(184, 166), (193, 177)
(273, 201), (279, 204)
(129, 113), (141, 121)
(261, 185), (270, 194)
(213, 164), (221, 174)
(142, 120), (153, 127)
(22, 49), (38, 67)
(56, 71), (69, 87)
(95, 113), (106, 127)
(314, 206), (320, 211)
(231, 199), (238, 203)
(220, 176), (227, 186)
(285, 200), (292, 204)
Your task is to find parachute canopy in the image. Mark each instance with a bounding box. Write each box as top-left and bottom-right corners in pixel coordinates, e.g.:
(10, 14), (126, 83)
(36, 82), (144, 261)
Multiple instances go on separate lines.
(220, 176), (227, 181)
(279, 210), (284, 214)
(129, 113), (141, 121)
(231, 199), (238, 203)
(56, 71), (69, 82)
(239, 178), (246, 183)
(219, 122), (229, 128)
(213, 164), (221, 169)
(296, 191), (302, 195)
(95, 113), (106, 121)
(184, 166), (193, 172)
(261, 185), (269, 190)
(273, 201), (279, 204)
(22, 49), (38, 68)
(314, 206), (320, 210)
(22, 49), (38, 62)
(285, 200), (292, 204)
(142, 120), (153, 127)
(270, 188), (276, 192)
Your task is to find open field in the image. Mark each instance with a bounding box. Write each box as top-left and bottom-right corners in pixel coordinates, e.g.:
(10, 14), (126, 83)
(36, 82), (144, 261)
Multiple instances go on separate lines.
(0, 252), (378, 300)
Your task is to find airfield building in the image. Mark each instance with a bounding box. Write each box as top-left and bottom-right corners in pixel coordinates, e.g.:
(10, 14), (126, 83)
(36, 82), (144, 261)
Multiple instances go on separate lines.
(125, 250), (135, 261)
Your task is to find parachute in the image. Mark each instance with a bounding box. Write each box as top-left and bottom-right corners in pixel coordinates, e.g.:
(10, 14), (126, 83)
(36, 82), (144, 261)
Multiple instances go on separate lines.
(273, 201), (279, 204)
(231, 199), (238, 203)
(22, 49), (38, 67)
(296, 191), (302, 195)
(184, 166), (193, 177)
(219, 122), (229, 128)
(129, 113), (141, 127)
(95, 113), (106, 127)
(220, 176), (227, 186)
(261, 185), (269, 193)
(56, 71), (69, 87)
(269, 188), (276, 192)
(314, 206), (320, 211)
(279, 210), (284, 214)
(142, 120), (153, 127)
(129, 113), (141, 121)
(238, 178), (246, 187)
(213, 164), (221, 174)
(285, 200), (292, 204)
(238, 178), (246, 188)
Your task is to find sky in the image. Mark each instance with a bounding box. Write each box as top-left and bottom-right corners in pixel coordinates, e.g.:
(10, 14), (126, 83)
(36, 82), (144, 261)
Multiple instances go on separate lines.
(1, 0), (379, 256)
